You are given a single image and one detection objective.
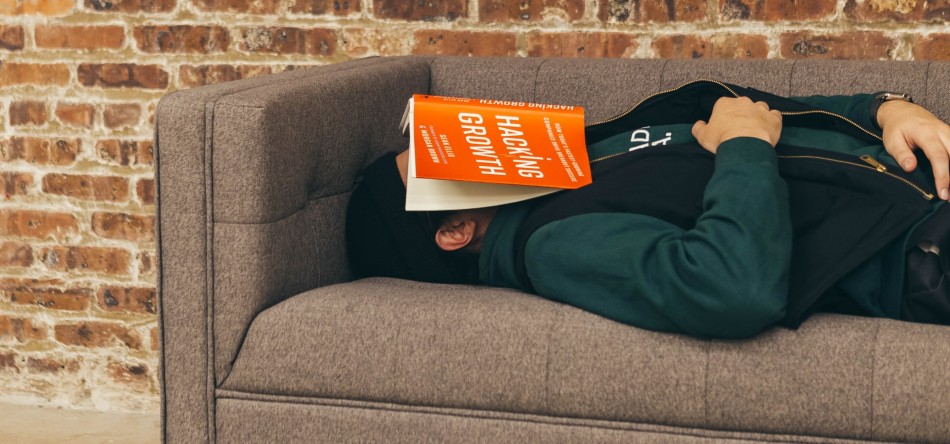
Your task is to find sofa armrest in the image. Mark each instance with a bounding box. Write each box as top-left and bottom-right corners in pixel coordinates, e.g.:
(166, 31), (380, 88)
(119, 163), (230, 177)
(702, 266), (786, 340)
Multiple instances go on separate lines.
(156, 56), (432, 443)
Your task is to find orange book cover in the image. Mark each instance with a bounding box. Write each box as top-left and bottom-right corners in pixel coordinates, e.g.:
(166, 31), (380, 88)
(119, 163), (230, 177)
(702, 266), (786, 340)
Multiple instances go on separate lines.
(407, 94), (591, 189)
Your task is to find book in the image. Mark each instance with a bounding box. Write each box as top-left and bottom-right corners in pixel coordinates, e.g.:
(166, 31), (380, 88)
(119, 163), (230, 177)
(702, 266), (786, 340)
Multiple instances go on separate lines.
(400, 94), (591, 211)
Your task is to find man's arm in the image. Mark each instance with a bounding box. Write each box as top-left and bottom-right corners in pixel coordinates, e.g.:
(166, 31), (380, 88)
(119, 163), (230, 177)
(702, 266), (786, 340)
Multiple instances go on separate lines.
(792, 94), (950, 201)
(524, 98), (790, 339)
(525, 137), (791, 338)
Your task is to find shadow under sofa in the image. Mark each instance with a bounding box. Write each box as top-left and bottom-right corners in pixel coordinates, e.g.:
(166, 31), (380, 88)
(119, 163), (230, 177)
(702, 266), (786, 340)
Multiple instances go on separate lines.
(156, 56), (950, 443)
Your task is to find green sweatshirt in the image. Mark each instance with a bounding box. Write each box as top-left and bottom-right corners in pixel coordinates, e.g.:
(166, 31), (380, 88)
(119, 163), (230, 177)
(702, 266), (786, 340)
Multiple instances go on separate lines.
(478, 93), (941, 339)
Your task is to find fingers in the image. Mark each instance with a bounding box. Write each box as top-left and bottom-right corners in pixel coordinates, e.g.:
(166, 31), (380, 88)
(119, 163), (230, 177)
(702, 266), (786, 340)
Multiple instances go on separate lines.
(770, 108), (783, 121)
(692, 120), (706, 137)
(941, 131), (950, 200)
(884, 131), (917, 172)
(917, 133), (950, 200)
(692, 120), (715, 154)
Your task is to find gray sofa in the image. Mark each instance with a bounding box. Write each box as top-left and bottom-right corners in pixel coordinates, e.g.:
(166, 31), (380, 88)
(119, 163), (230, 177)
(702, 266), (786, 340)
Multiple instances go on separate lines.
(156, 56), (950, 443)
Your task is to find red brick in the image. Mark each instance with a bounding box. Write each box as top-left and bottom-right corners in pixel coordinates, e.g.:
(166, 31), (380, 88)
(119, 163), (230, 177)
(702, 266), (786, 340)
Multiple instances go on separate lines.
(340, 27), (408, 57)
(653, 34), (769, 59)
(0, 25), (24, 50)
(0, 0), (74, 15)
(413, 31), (517, 56)
(239, 27), (336, 56)
(7, 288), (91, 311)
(0, 241), (32, 267)
(9, 101), (47, 126)
(913, 34), (950, 61)
(0, 63), (70, 86)
(0, 351), (17, 372)
(107, 360), (151, 391)
(35, 24), (125, 50)
(845, 0), (949, 21)
(97, 286), (156, 314)
(78, 64), (169, 89)
(55, 103), (95, 128)
(179, 64), (272, 88)
(781, 31), (897, 59)
(54, 321), (141, 349)
(26, 356), (80, 373)
(721, 0), (835, 20)
(481, 0), (584, 21)
(134, 25), (229, 53)
(1, 137), (80, 165)
(527, 32), (637, 57)
(97, 140), (152, 166)
(83, 0), (175, 13)
(0, 315), (46, 342)
(92, 212), (155, 242)
(599, 0), (706, 22)
(40, 246), (132, 275)
(138, 250), (154, 277)
(292, 0), (359, 14)
(192, 0), (279, 13)
(375, 0), (467, 20)
(0, 209), (79, 240)
(150, 326), (159, 351)
(136, 178), (155, 205)
(0, 277), (68, 290)
(103, 103), (141, 129)
(42, 174), (129, 201)
(1, 172), (33, 198)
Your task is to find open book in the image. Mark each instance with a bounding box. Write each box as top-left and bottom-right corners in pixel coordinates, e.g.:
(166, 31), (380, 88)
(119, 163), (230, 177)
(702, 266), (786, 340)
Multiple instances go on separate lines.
(401, 94), (591, 211)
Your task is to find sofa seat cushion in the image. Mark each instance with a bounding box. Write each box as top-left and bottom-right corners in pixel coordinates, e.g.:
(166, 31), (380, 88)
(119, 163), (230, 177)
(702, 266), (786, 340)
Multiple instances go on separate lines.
(221, 278), (950, 442)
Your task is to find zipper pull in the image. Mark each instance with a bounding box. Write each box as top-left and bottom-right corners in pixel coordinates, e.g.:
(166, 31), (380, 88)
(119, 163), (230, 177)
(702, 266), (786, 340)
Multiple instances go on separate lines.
(860, 155), (888, 172)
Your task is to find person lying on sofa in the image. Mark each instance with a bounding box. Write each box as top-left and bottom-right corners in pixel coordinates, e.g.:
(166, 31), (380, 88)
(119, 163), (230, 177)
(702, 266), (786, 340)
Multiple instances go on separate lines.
(346, 83), (950, 339)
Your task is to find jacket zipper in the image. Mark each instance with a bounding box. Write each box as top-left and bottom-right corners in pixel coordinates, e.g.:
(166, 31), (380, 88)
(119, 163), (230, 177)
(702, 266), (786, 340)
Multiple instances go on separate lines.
(586, 79), (933, 201)
(587, 79), (881, 141)
(778, 154), (934, 200)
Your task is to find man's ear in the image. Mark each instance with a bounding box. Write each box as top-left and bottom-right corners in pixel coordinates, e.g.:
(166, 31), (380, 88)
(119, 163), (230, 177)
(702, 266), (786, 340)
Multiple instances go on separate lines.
(434, 217), (475, 252)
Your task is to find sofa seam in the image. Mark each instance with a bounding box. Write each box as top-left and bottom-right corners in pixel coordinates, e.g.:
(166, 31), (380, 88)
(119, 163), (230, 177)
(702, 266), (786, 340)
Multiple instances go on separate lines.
(214, 190), (352, 227)
(426, 55), (433, 97)
(704, 338), (711, 428)
(542, 306), (560, 412)
(205, 95), (219, 444)
(657, 58), (672, 87)
(154, 96), (169, 444)
(924, 61), (931, 108)
(533, 58), (549, 102)
(788, 60), (798, 97)
(214, 391), (878, 444)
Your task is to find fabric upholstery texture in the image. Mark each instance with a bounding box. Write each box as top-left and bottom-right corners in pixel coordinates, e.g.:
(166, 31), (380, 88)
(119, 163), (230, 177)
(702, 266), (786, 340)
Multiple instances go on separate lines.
(214, 395), (881, 444)
(157, 56), (950, 443)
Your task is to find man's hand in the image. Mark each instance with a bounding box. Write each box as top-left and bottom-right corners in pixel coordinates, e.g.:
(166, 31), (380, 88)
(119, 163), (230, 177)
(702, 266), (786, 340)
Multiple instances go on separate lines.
(877, 100), (950, 201)
(692, 97), (783, 154)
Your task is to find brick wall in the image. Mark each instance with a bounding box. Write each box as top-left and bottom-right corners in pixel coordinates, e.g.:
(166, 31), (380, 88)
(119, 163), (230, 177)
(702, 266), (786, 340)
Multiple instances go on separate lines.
(0, 0), (947, 413)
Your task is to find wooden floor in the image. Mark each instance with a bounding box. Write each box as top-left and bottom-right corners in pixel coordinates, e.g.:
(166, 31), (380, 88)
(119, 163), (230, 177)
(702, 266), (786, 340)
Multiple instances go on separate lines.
(0, 403), (160, 444)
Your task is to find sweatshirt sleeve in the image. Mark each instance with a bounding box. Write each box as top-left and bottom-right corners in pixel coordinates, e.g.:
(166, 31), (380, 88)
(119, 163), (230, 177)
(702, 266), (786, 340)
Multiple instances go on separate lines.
(790, 93), (880, 135)
(523, 137), (792, 339)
